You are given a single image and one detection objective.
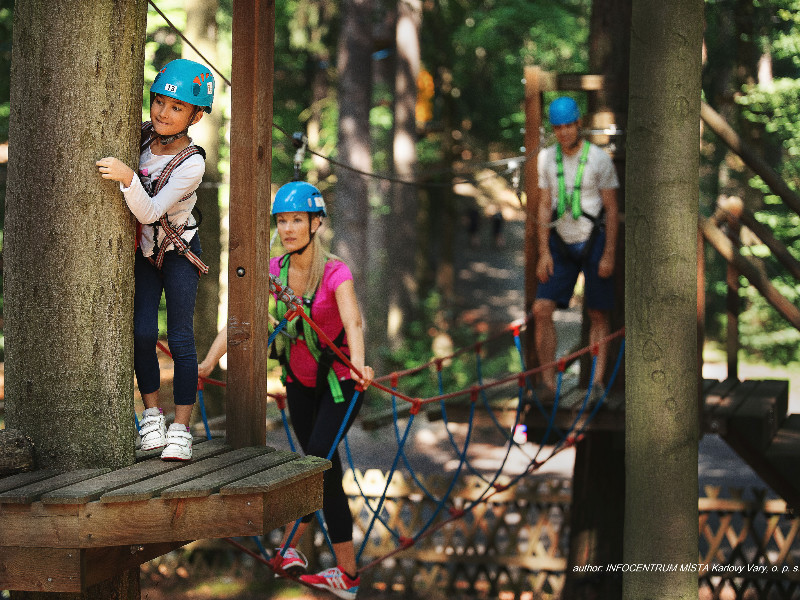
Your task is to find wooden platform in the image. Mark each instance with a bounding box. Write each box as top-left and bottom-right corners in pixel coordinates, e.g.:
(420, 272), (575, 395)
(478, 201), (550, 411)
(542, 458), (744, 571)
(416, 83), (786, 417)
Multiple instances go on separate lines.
(0, 438), (329, 593)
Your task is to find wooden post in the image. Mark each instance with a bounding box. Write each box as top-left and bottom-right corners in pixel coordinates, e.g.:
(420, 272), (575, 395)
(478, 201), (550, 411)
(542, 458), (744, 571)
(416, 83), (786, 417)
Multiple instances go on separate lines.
(725, 219), (740, 381)
(227, 0), (275, 448)
(523, 66), (543, 374)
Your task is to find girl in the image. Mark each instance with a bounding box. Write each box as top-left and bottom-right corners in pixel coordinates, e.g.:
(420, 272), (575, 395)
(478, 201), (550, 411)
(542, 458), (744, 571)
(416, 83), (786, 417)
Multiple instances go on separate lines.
(97, 59), (215, 461)
(270, 181), (374, 600)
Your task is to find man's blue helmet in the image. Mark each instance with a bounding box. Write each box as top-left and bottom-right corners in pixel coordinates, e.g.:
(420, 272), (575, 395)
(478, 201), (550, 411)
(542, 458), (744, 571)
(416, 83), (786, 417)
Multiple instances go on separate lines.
(271, 181), (327, 217)
(548, 97), (580, 126)
(151, 59), (215, 113)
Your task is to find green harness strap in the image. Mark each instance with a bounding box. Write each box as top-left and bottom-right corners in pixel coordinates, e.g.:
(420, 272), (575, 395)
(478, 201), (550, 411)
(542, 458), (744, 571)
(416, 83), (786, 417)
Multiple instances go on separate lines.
(274, 257), (346, 403)
(556, 140), (591, 220)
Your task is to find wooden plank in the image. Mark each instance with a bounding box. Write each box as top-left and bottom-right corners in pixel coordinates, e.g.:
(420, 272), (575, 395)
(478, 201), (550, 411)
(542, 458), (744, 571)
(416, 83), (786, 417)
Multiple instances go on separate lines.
(160, 450), (299, 499)
(82, 541), (189, 589)
(82, 494), (265, 546)
(728, 381), (786, 451)
(0, 502), (78, 549)
(0, 469), (109, 504)
(260, 469), (325, 533)
(0, 541), (189, 593)
(0, 546), (83, 592)
(42, 438), (231, 504)
(227, 0), (274, 449)
(220, 455), (329, 495)
(703, 379), (751, 434)
(135, 435), (216, 461)
(764, 414), (800, 506)
(100, 446), (273, 503)
(0, 469), (59, 494)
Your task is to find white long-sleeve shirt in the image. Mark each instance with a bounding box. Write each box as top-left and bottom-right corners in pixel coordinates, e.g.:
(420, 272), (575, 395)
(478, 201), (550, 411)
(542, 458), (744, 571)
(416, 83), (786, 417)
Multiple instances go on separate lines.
(120, 144), (205, 257)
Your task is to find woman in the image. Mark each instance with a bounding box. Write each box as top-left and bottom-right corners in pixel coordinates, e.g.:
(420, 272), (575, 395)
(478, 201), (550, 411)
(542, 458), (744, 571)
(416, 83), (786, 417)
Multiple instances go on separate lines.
(270, 181), (374, 600)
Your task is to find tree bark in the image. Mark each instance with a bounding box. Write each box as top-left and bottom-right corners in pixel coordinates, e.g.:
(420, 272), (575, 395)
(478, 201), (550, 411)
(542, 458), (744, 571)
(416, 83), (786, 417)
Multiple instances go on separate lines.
(386, 0), (421, 350)
(624, 1), (703, 599)
(5, 1), (147, 597)
(333, 0), (372, 303)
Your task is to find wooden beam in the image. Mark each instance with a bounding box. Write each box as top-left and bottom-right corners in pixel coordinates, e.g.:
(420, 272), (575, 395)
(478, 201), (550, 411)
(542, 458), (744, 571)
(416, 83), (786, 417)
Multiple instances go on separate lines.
(523, 66), (543, 376)
(700, 101), (800, 219)
(700, 217), (800, 330)
(227, 0), (275, 448)
(0, 467), (324, 548)
(0, 542), (188, 592)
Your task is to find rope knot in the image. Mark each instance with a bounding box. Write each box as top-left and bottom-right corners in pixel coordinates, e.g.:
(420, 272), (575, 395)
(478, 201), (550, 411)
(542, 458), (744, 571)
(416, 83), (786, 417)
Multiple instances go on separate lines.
(409, 399), (422, 415)
(399, 536), (414, 548)
(435, 358), (444, 373)
(449, 507), (466, 518)
(557, 358), (567, 373)
(470, 387), (479, 403)
(390, 372), (399, 388)
(275, 394), (287, 411)
(590, 343), (600, 357)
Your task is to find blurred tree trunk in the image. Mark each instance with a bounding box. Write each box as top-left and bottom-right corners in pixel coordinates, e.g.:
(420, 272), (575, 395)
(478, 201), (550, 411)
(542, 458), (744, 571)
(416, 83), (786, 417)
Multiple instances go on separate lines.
(624, 1), (702, 599)
(333, 0), (372, 312)
(185, 0), (225, 414)
(386, 0), (421, 351)
(5, 0), (147, 598)
(562, 2), (630, 598)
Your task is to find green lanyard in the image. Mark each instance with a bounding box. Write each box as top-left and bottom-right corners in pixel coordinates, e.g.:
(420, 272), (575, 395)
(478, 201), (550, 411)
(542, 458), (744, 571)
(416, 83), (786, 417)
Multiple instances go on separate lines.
(556, 140), (591, 220)
(275, 256), (345, 403)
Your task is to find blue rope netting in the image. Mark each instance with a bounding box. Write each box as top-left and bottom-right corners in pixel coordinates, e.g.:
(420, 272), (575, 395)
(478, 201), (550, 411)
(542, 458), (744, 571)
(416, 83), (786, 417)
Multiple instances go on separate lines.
(266, 308), (625, 575)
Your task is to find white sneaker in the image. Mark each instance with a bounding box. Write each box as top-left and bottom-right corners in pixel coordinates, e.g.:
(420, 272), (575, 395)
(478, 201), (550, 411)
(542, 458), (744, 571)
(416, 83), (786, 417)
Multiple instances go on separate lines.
(139, 408), (167, 451)
(160, 424), (193, 461)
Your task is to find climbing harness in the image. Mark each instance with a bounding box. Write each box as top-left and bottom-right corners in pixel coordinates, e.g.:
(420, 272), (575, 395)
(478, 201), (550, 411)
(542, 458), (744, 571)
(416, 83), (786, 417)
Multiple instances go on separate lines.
(138, 122), (209, 275)
(555, 139), (591, 221)
(272, 255), (347, 404)
(551, 139), (607, 261)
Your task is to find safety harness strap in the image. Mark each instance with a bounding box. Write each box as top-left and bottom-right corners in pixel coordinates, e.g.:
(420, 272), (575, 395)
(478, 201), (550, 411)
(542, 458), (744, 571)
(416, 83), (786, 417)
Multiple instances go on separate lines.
(556, 140), (591, 220)
(138, 122), (209, 275)
(275, 256), (347, 403)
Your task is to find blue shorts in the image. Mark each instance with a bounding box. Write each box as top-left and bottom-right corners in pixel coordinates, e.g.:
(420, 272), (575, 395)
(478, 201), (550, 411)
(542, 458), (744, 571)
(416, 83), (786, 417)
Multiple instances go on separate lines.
(536, 229), (614, 311)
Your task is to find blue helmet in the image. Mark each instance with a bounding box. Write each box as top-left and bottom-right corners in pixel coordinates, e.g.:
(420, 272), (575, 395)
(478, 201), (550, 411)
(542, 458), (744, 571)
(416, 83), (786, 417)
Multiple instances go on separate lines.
(271, 181), (327, 217)
(548, 96), (580, 126)
(151, 59), (215, 113)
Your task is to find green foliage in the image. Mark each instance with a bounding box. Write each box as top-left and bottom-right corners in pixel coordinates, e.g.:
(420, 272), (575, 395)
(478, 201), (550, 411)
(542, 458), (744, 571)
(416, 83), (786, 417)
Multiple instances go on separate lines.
(378, 291), (523, 408)
(703, 0), (800, 364)
(422, 0), (589, 152)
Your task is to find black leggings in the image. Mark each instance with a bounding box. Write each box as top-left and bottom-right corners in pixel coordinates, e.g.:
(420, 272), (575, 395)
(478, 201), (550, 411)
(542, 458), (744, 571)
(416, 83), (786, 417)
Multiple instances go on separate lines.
(286, 378), (363, 544)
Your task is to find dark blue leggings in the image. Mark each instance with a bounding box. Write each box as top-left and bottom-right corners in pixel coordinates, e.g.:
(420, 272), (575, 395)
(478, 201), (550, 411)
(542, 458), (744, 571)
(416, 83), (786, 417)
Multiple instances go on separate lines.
(286, 378), (363, 544)
(133, 237), (201, 406)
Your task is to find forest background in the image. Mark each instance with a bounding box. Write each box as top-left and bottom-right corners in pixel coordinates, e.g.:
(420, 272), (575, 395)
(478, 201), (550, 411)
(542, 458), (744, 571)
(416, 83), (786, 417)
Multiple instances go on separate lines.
(0, 0), (798, 389)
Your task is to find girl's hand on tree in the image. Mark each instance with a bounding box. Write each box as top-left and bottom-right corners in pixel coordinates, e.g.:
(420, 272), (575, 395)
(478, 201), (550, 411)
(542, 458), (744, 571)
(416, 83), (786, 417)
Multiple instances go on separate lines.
(96, 157), (134, 188)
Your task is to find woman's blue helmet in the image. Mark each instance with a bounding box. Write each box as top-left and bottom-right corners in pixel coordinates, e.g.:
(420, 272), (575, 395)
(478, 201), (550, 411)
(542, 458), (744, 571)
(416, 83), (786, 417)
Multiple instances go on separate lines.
(271, 181), (327, 217)
(548, 97), (580, 126)
(151, 59), (215, 113)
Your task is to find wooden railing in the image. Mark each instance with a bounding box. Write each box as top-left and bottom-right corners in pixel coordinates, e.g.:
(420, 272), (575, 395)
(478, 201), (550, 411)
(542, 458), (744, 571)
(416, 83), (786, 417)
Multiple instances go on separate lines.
(699, 102), (800, 380)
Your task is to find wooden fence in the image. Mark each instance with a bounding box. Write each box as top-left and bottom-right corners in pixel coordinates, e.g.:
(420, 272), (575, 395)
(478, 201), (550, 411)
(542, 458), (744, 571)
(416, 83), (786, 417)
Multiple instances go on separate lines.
(263, 471), (800, 599)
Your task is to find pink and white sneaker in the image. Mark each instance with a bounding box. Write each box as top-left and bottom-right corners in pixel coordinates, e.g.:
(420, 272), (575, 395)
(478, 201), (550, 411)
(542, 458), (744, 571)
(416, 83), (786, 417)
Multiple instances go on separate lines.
(273, 546), (308, 577)
(300, 566), (360, 599)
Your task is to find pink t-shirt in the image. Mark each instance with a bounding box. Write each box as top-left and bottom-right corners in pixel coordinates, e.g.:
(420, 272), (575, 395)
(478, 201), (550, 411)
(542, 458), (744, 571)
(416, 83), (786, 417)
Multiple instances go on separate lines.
(270, 256), (353, 387)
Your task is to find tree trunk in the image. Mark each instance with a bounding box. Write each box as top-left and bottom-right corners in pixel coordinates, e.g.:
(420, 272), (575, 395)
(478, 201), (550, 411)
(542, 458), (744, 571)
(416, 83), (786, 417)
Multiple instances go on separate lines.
(624, 1), (703, 599)
(185, 0), (225, 414)
(386, 0), (421, 350)
(5, 1), (147, 598)
(333, 0), (372, 303)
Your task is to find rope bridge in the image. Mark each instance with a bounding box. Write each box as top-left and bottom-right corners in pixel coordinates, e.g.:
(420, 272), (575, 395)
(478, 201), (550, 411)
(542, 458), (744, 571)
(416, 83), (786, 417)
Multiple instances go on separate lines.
(150, 275), (624, 592)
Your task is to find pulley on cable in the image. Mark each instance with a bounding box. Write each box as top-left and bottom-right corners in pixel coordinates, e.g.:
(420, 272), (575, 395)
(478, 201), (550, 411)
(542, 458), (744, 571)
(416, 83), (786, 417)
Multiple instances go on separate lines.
(292, 131), (308, 182)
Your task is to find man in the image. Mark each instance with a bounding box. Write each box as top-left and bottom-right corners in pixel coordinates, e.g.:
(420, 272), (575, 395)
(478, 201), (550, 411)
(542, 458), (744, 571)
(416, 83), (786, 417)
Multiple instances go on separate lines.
(534, 96), (619, 397)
